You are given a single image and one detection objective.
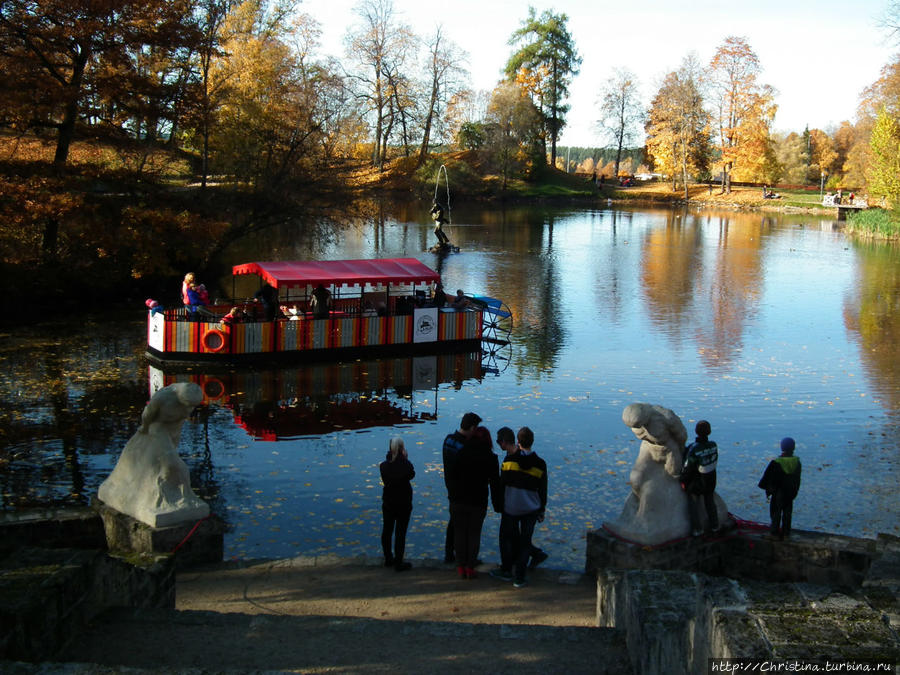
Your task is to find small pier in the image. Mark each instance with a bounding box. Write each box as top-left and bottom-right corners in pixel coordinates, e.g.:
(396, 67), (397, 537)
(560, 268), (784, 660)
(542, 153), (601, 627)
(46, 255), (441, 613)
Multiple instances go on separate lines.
(823, 194), (868, 220)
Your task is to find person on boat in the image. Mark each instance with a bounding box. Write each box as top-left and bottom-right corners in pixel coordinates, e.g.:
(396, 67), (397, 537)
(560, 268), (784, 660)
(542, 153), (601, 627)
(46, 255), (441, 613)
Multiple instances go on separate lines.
(758, 437), (801, 540)
(219, 306), (245, 330)
(253, 283), (279, 321)
(181, 273), (195, 309)
(450, 289), (470, 310)
(380, 437), (415, 572)
(681, 420), (720, 537)
(491, 426), (547, 581)
(145, 299), (164, 316)
(185, 278), (215, 320)
(431, 282), (447, 308)
(448, 425), (501, 580)
(430, 200), (450, 246)
(311, 284), (331, 319)
(442, 412), (481, 563)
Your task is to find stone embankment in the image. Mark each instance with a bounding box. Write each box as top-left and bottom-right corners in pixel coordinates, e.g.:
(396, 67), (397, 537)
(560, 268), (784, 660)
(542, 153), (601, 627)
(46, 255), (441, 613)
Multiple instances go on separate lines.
(2, 508), (899, 674)
(589, 527), (900, 673)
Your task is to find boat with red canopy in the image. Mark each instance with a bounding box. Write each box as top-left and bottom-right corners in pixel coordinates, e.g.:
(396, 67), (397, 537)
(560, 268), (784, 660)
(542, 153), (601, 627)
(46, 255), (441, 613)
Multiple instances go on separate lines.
(146, 257), (511, 364)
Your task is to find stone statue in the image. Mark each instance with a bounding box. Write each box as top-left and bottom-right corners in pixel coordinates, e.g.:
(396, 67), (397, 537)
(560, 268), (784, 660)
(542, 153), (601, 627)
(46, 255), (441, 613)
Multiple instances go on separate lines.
(98, 382), (209, 528)
(605, 402), (728, 545)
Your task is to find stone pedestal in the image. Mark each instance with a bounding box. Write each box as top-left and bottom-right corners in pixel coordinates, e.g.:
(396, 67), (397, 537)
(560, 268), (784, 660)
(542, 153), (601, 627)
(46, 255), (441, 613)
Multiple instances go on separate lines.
(587, 526), (880, 587)
(586, 525), (732, 576)
(96, 501), (224, 569)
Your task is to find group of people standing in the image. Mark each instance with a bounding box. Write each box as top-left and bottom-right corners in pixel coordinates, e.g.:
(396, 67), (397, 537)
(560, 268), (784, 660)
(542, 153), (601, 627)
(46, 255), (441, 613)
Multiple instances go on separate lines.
(379, 412), (548, 588)
(381, 416), (803, 580)
(682, 420), (802, 540)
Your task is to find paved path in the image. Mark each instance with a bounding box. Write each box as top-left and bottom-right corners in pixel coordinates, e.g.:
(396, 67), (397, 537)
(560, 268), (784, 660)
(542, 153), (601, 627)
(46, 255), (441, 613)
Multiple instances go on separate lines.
(42, 555), (633, 674)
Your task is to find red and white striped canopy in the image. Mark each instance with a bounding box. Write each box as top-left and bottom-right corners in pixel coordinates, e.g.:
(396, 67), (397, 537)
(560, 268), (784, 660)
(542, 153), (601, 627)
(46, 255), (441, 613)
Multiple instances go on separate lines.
(232, 258), (440, 289)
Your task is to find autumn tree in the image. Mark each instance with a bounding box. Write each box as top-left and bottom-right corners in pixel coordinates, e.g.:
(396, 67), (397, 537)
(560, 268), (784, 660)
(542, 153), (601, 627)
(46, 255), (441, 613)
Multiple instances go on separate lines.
(831, 121), (856, 182)
(205, 2), (339, 191)
(577, 157), (595, 174)
(505, 7), (581, 169)
(0, 0), (199, 170)
(868, 107), (900, 206)
(706, 36), (777, 192)
(186, 0), (233, 188)
(645, 55), (710, 199)
(807, 128), (838, 185)
(596, 68), (642, 178)
(345, 0), (417, 169)
(484, 82), (542, 189)
(772, 131), (807, 184)
(418, 26), (468, 162)
(844, 54), (900, 191)
(446, 88), (488, 150)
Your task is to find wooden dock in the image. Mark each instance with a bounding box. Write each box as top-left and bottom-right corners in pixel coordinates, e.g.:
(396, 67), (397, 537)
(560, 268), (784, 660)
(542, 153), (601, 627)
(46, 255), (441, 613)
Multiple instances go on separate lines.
(822, 195), (868, 220)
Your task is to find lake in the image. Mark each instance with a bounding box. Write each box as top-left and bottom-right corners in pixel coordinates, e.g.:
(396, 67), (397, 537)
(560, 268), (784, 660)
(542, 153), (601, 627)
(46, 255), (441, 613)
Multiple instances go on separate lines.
(2, 202), (899, 571)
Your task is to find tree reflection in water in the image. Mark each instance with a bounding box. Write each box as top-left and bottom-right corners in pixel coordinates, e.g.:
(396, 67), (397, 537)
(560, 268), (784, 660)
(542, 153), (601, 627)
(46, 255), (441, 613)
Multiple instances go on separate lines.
(2, 205), (899, 570)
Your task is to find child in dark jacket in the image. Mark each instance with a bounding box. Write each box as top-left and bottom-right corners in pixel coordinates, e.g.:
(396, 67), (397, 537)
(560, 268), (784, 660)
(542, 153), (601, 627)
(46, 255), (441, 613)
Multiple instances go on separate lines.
(380, 437), (415, 571)
(494, 426), (547, 588)
(758, 437), (802, 539)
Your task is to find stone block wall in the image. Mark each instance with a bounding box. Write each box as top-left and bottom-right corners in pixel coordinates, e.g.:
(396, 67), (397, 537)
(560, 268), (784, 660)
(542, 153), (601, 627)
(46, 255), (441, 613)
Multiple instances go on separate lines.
(0, 547), (175, 662)
(598, 568), (900, 674)
(586, 527), (878, 588)
(0, 508), (106, 556)
(592, 530), (900, 675)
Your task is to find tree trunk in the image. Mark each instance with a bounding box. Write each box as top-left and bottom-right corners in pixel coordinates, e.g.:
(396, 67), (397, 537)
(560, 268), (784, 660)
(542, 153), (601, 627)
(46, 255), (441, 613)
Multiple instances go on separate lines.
(614, 138), (623, 180)
(418, 84), (437, 164)
(52, 44), (91, 171)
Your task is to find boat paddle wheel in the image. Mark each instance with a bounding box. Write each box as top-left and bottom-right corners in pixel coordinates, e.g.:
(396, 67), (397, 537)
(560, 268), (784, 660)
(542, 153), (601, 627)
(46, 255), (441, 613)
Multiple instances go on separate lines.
(470, 295), (512, 374)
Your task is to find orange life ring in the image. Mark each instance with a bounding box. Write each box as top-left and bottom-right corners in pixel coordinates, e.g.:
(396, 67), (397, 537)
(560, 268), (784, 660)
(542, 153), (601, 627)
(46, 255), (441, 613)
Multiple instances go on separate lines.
(202, 377), (226, 401)
(202, 328), (227, 353)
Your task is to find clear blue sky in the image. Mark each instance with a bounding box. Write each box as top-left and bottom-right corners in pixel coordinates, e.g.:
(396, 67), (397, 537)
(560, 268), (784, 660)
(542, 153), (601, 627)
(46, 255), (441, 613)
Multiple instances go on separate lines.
(300, 0), (897, 146)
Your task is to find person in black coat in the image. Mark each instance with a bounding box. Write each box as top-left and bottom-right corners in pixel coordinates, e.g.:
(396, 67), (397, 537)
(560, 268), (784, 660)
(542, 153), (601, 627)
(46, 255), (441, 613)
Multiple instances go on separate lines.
(448, 425), (501, 579)
(380, 437), (415, 571)
(254, 283), (279, 322)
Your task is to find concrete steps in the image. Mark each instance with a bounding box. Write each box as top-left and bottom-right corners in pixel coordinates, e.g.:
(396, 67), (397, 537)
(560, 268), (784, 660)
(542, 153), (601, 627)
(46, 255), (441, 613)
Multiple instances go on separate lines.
(49, 606), (632, 674)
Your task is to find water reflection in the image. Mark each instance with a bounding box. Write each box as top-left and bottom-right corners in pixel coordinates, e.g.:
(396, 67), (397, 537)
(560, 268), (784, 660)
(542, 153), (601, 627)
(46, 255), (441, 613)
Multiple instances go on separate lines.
(0, 317), (148, 508)
(844, 240), (900, 416)
(150, 351), (485, 441)
(640, 212), (771, 368)
(1, 205), (899, 569)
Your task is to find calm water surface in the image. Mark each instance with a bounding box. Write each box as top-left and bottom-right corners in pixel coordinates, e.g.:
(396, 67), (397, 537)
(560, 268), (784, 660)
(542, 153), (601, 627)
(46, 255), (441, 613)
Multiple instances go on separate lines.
(2, 204), (899, 571)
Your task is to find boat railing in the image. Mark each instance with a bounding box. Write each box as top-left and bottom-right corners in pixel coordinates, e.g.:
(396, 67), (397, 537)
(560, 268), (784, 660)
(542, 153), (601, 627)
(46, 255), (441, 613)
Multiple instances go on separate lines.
(164, 297), (479, 324)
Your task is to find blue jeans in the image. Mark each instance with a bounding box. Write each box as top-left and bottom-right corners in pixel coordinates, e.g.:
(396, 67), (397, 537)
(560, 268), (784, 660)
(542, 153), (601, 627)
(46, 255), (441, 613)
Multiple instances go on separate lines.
(500, 513), (538, 582)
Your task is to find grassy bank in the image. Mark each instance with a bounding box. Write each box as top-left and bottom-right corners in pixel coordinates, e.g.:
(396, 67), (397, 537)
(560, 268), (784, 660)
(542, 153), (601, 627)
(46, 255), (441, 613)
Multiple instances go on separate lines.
(846, 207), (900, 239)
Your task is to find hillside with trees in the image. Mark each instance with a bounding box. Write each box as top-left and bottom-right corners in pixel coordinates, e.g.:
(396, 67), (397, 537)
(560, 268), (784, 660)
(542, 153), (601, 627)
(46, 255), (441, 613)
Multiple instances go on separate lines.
(2, 0), (900, 314)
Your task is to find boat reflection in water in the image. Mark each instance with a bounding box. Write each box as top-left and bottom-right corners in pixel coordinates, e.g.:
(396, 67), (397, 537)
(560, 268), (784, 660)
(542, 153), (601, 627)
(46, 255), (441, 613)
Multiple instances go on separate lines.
(149, 350), (488, 441)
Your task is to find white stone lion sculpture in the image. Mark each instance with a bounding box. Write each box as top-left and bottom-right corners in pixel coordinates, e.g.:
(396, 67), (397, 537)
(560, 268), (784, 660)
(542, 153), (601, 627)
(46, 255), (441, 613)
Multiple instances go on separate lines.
(605, 402), (728, 545)
(98, 382), (209, 528)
